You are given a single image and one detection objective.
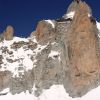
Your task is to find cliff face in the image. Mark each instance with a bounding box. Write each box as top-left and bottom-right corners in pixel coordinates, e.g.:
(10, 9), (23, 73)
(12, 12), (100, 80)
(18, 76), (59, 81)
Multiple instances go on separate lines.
(63, 1), (100, 97)
(0, 0), (100, 98)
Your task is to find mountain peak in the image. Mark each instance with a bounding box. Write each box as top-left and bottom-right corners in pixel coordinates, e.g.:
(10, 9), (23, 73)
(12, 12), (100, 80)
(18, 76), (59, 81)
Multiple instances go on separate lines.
(63, 0), (92, 18)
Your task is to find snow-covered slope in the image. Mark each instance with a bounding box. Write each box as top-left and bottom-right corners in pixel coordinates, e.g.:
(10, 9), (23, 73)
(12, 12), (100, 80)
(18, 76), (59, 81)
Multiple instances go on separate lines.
(0, 37), (48, 77)
(1, 84), (100, 100)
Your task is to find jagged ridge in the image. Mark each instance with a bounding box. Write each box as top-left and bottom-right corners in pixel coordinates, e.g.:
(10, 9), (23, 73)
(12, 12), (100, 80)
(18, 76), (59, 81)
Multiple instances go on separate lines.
(0, 0), (100, 98)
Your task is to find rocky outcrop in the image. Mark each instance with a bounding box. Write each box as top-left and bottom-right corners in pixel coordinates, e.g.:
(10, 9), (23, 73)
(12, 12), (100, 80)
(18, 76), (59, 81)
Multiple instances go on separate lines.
(31, 20), (56, 44)
(4, 25), (14, 40)
(30, 0), (100, 97)
(67, 0), (92, 15)
(0, 0), (100, 98)
(63, 1), (100, 97)
(0, 71), (11, 92)
(0, 34), (4, 42)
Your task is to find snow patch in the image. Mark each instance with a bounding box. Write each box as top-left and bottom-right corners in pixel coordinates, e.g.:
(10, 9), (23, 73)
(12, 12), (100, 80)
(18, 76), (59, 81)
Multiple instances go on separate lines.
(0, 88), (9, 94)
(96, 22), (100, 38)
(51, 42), (57, 45)
(48, 50), (61, 61)
(28, 36), (38, 43)
(0, 36), (48, 77)
(0, 36), (37, 49)
(0, 37), (28, 47)
(63, 11), (75, 19)
(0, 37), (36, 77)
(0, 46), (34, 77)
(45, 20), (55, 28)
(88, 13), (91, 17)
(34, 44), (48, 55)
(96, 22), (100, 31)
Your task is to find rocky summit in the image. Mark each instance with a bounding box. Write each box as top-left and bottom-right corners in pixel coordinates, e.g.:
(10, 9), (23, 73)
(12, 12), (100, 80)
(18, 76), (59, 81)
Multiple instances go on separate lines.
(0, 0), (100, 98)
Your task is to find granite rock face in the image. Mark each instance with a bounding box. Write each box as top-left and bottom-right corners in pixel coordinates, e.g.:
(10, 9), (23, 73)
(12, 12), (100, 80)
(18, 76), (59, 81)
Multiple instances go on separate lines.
(0, 0), (100, 98)
(63, 1), (100, 97)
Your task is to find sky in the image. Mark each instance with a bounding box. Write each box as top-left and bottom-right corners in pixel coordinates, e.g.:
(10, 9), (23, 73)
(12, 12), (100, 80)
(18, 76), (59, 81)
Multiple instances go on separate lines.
(0, 0), (100, 37)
